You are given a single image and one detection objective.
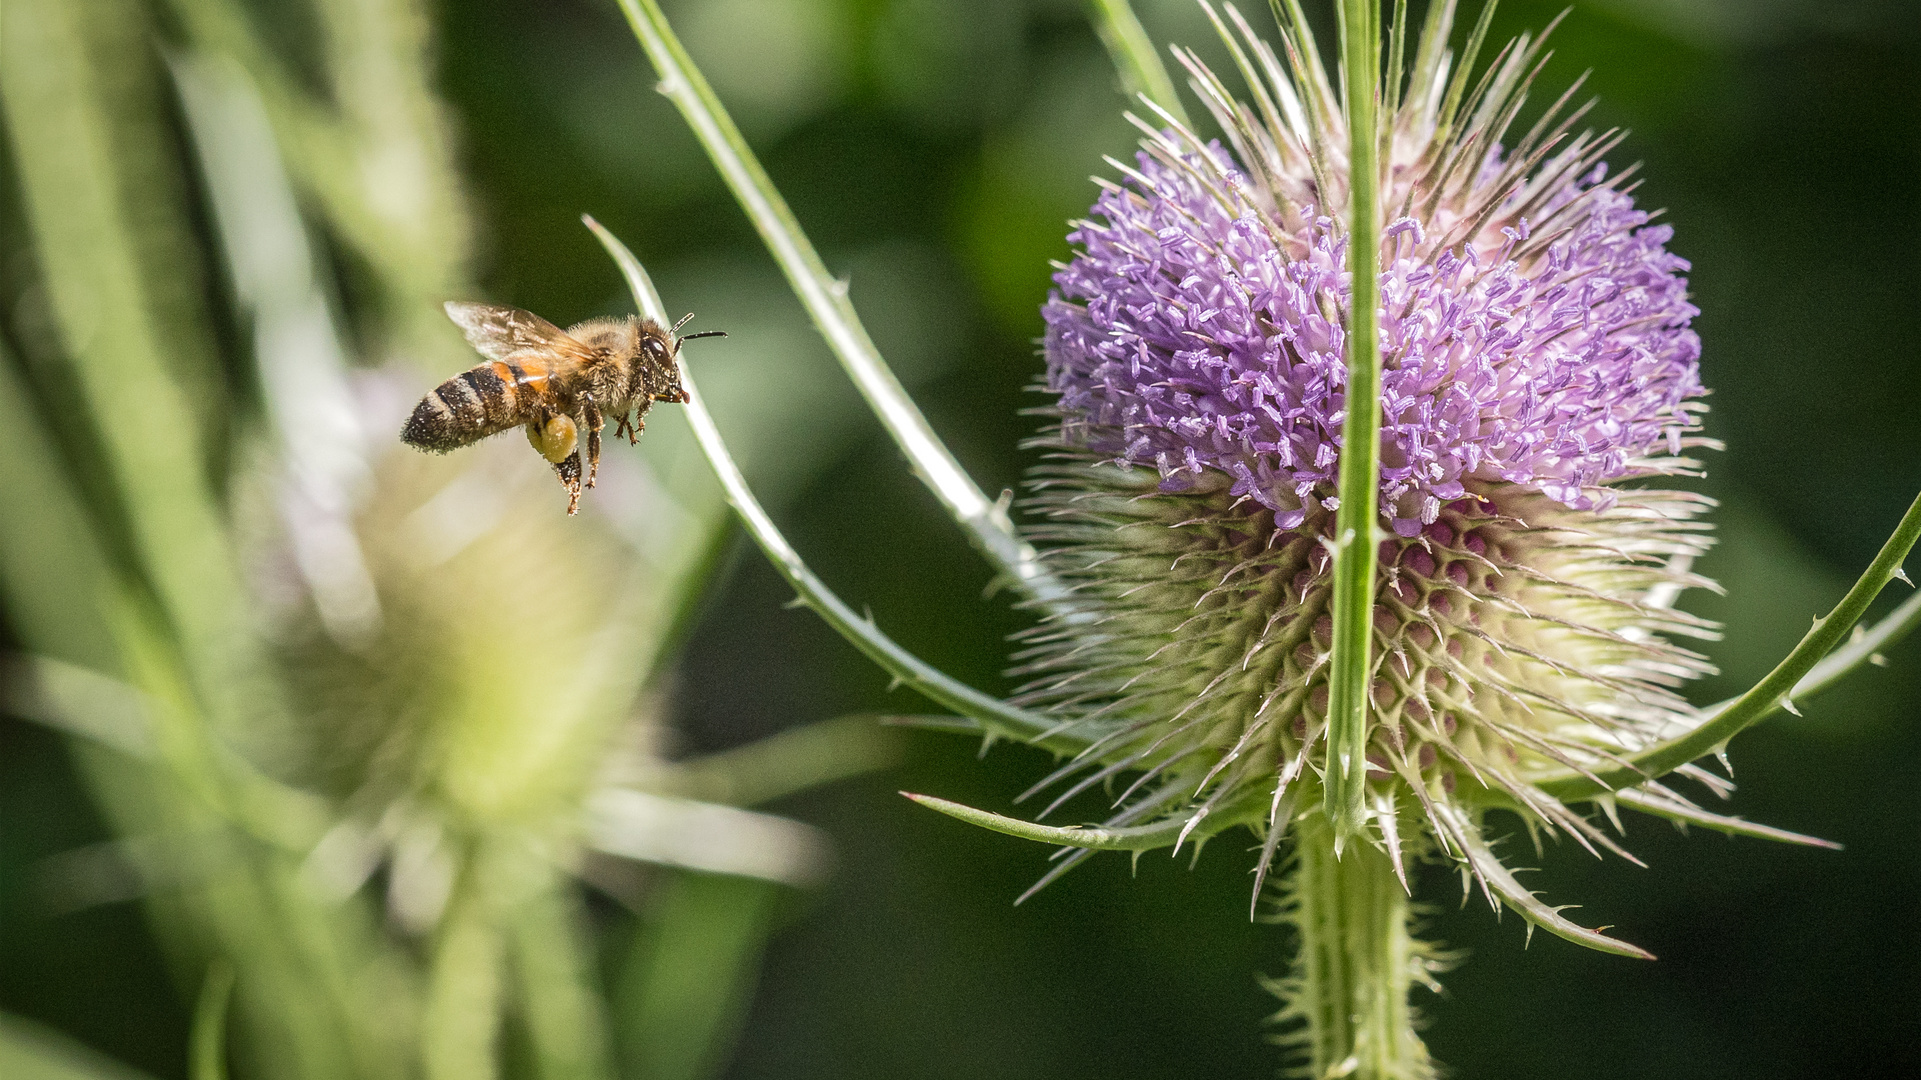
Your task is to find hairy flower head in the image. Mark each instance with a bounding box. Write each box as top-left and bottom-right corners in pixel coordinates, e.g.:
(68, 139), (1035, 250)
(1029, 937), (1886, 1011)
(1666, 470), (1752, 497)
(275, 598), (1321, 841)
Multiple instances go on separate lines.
(1044, 151), (1702, 534)
(1014, 8), (1729, 944)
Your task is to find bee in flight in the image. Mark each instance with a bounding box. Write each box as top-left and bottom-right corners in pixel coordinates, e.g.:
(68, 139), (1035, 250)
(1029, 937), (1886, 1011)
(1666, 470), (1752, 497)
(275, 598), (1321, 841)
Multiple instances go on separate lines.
(402, 301), (723, 514)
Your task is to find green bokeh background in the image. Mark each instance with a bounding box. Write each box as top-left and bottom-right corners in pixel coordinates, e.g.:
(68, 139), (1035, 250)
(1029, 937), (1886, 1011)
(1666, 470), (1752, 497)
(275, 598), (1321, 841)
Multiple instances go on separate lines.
(4, 0), (1918, 1077)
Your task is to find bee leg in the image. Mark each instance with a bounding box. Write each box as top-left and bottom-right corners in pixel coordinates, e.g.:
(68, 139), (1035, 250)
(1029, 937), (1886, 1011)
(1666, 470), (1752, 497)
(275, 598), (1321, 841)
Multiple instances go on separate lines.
(554, 451), (583, 515)
(613, 412), (634, 444)
(581, 395), (604, 490)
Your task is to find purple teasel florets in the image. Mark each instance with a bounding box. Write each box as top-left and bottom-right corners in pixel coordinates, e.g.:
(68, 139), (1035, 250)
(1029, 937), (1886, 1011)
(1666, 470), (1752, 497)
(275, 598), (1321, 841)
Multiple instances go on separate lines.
(1042, 144), (1705, 536)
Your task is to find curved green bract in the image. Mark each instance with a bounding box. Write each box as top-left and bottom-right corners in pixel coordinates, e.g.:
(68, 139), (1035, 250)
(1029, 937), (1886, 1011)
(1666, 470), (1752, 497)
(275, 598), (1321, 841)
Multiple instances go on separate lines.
(1789, 586), (1921, 701)
(1609, 789), (1841, 850)
(609, 0), (1070, 611)
(1449, 815), (1654, 960)
(584, 217), (1087, 757)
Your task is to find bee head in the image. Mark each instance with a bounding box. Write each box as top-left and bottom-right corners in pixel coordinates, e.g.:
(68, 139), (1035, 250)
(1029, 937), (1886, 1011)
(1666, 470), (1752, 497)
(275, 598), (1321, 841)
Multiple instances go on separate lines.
(655, 349), (690, 405)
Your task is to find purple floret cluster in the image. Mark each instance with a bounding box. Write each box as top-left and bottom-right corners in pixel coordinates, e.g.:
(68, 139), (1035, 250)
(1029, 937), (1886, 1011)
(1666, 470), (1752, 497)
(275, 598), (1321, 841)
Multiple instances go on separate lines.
(1041, 146), (1705, 535)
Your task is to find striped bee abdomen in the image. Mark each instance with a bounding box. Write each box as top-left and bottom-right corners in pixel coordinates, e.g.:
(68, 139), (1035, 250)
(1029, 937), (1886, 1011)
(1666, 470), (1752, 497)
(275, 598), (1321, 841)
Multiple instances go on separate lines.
(401, 362), (527, 451)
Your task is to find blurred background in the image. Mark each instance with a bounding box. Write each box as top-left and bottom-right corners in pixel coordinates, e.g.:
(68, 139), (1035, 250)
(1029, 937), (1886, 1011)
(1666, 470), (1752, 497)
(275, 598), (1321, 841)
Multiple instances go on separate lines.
(2, 1), (1917, 1078)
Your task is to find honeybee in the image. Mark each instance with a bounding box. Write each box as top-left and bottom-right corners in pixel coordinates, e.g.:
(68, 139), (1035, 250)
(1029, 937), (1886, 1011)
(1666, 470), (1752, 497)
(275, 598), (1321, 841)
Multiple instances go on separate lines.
(402, 301), (723, 514)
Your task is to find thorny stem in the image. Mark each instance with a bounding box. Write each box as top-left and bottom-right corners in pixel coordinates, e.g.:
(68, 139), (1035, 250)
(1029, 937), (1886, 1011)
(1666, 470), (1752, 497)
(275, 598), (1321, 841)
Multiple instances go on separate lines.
(1292, 6), (1430, 1075)
(584, 217), (1079, 755)
(1324, 0), (1385, 849)
(1281, 813), (1433, 1080)
(612, 0), (1073, 611)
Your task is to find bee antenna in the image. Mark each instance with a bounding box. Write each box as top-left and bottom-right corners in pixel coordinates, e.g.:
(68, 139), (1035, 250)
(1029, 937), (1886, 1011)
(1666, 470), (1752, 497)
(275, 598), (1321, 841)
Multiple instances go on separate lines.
(670, 312), (698, 334)
(679, 330), (727, 342)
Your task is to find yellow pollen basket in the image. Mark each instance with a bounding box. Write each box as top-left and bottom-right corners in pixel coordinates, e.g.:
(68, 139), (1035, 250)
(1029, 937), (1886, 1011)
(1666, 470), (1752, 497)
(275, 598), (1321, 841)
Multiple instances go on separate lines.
(525, 413), (578, 463)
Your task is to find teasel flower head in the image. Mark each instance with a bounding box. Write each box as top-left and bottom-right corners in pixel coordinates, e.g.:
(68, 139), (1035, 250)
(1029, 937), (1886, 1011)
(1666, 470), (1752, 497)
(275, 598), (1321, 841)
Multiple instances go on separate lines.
(1015, 2), (1739, 953)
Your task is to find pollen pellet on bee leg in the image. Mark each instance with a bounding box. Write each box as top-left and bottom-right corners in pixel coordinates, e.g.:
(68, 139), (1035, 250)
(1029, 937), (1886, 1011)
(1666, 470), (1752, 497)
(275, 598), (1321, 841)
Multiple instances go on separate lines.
(525, 414), (578, 464)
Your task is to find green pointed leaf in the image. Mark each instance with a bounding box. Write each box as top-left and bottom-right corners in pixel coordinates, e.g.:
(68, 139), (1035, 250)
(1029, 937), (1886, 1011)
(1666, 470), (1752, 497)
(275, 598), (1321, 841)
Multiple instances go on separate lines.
(903, 792), (1265, 852)
(584, 788), (828, 887)
(906, 793), (1191, 851)
(1611, 788), (1842, 850)
(874, 714), (980, 734)
(663, 714), (904, 808)
(1088, 0), (1190, 127)
(1453, 818), (1654, 961)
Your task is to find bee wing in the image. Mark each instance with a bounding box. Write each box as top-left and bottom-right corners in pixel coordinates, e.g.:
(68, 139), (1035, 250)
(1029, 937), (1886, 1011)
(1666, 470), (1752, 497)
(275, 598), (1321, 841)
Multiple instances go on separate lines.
(444, 301), (587, 364)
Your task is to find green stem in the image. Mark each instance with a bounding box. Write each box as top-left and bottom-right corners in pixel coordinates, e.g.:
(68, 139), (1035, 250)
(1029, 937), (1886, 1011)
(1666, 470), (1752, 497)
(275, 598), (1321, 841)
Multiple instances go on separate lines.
(1087, 0), (1190, 127)
(1324, 0), (1385, 846)
(614, 872), (784, 1080)
(190, 959), (235, 1080)
(1283, 814), (1433, 1080)
(508, 870), (613, 1080)
(423, 850), (504, 1080)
